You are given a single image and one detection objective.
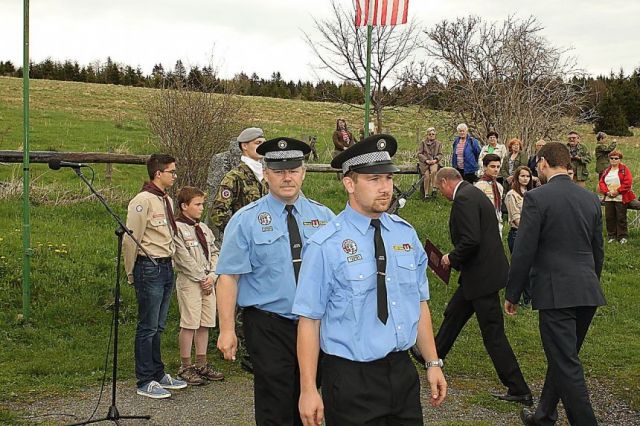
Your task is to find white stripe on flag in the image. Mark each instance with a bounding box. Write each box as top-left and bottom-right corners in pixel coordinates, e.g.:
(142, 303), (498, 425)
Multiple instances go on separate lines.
(356, 0), (407, 26)
(367, 0), (375, 26)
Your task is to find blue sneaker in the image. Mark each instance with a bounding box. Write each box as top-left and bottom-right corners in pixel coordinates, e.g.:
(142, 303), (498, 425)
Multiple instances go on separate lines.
(136, 381), (171, 399)
(158, 374), (187, 390)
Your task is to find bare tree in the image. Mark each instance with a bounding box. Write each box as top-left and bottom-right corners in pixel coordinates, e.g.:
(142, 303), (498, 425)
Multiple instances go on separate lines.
(418, 15), (587, 152)
(303, 0), (422, 131)
(145, 76), (243, 191)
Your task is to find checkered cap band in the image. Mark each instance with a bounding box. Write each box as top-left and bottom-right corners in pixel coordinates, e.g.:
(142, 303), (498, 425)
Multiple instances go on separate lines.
(342, 151), (392, 173)
(265, 150), (304, 160)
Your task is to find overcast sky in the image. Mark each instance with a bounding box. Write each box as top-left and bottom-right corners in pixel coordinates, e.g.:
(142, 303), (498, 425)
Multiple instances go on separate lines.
(1, 0), (638, 81)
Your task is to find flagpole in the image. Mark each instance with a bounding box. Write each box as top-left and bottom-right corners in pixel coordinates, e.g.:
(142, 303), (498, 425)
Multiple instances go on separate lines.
(22, 0), (32, 321)
(363, 24), (373, 138)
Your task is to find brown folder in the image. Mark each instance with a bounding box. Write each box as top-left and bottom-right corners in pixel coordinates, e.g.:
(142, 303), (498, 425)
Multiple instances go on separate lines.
(424, 239), (450, 284)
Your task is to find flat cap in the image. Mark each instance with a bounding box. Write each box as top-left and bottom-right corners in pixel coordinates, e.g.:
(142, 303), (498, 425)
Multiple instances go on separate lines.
(331, 134), (400, 174)
(237, 127), (265, 143)
(257, 137), (311, 170)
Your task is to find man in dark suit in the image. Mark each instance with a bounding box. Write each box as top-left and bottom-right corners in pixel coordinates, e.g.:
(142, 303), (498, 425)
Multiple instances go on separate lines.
(434, 167), (532, 404)
(505, 142), (605, 426)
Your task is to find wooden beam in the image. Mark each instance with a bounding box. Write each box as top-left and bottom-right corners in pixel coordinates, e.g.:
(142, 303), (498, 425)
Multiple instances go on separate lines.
(0, 150), (420, 174)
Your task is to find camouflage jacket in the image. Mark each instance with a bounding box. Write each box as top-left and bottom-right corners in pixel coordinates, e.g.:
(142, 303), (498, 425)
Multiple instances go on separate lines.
(209, 162), (267, 235)
(568, 143), (591, 181)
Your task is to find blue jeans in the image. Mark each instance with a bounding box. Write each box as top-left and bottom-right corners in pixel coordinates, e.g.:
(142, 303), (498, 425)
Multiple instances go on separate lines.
(133, 258), (174, 388)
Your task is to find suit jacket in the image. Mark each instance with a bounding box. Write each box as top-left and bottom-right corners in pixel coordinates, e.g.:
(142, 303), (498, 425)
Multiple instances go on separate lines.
(506, 174), (606, 310)
(448, 181), (509, 300)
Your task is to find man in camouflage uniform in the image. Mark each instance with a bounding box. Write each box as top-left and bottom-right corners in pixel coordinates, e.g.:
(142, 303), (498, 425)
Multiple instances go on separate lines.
(210, 127), (268, 237)
(209, 127), (267, 374)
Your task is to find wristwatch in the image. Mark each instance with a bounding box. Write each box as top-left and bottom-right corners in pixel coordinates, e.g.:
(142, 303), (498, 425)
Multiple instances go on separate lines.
(425, 359), (443, 369)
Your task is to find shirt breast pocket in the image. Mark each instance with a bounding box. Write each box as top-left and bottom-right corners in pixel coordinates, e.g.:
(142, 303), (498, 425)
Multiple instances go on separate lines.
(395, 255), (417, 286)
(251, 230), (285, 264)
(150, 218), (167, 228)
(343, 262), (377, 296)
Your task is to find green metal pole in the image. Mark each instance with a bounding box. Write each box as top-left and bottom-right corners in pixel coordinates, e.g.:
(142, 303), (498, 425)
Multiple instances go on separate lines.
(22, 0), (32, 321)
(363, 24), (373, 138)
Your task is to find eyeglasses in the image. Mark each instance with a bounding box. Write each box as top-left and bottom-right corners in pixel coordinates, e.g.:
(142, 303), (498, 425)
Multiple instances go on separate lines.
(161, 169), (177, 177)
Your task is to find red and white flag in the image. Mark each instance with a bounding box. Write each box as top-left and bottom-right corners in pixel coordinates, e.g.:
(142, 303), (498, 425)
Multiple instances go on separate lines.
(355, 0), (409, 27)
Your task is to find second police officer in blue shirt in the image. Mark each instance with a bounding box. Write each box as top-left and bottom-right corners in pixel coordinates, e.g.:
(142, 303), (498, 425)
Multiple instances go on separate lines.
(293, 134), (447, 426)
(216, 137), (335, 426)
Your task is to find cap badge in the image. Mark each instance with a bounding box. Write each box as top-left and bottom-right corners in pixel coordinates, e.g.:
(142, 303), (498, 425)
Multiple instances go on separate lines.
(377, 139), (386, 150)
(258, 212), (272, 226)
(278, 140), (287, 149)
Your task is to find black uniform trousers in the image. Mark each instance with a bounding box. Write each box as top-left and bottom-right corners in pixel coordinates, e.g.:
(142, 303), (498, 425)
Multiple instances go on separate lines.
(435, 287), (530, 396)
(534, 306), (598, 426)
(321, 351), (422, 426)
(243, 307), (302, 426)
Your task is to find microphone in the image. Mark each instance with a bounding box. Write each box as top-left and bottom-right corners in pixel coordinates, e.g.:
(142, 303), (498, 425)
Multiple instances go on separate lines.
(48, 159), (89, 170)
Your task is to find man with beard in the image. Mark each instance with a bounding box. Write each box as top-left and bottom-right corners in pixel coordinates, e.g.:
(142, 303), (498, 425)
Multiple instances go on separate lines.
(216, 137), (335, 426)
(293, 134), (446, 426)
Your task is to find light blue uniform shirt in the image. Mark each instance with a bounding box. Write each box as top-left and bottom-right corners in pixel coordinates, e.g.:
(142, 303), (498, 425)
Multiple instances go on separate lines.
(292, 203), (429, 361)
(216, 192), (335, 320)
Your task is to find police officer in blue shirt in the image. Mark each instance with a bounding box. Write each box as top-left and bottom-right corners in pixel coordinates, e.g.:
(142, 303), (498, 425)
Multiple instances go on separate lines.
(293, 134), (447, 426)
(216, 137), (335, 426)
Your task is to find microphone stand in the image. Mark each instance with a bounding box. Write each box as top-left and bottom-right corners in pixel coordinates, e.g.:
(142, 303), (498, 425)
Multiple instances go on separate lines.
(67, 166), (154, 425)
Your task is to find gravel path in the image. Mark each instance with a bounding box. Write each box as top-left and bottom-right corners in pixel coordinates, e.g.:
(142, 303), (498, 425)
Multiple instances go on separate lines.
(10, 375), (640, 425)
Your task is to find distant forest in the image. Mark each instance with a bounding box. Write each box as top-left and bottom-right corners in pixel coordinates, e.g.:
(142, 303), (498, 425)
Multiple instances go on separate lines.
(1, 57), (639, 135)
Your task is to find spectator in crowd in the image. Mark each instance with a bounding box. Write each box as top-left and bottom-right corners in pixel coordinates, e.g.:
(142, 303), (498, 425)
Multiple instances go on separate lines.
(475, 153), (504, 235)
(598, 150), (639, 244)
(478, 131), (508, 175)
(595, 132), (617, 178)
(501, 138), (527, 191)
(417, 127), (443, 199)
(567, 131), (591, 187)
(527, 139), (546, 179)
(505, 166), (534, 306)
(332, 118), (356, 157)
(174, 186), (224, 386)
(452, 123), (481, 183)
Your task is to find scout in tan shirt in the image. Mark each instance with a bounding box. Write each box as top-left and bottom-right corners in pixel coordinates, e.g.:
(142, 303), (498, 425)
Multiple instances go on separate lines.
(123, 153), (187, 399)
(173, 186), (225, 385)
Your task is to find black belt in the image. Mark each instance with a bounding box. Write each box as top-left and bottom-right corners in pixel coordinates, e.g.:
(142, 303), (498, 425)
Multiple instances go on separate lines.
(137, 255), (172, 264)
(244, 306), (298, 324)
(324, 350), (409, 366)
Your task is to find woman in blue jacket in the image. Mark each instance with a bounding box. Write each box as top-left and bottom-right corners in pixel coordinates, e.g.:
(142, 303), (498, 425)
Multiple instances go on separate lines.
(451, 123), (481, 183)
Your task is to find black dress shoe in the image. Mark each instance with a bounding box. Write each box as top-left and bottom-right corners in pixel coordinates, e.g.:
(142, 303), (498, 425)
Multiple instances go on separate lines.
(520, 407), (537, 425)
(491, 391), (533, 406)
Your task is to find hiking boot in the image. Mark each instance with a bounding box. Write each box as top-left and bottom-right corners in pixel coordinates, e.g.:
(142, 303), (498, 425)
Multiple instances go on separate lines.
(178, 365), (206, 386)
(196, 364), (225, 381)
(136, 381), (171, 399)
(158, 373), (187, 390)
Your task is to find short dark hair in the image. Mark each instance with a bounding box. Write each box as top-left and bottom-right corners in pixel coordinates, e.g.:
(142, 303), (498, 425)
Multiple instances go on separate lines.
(538, 142), (570, 168)
(568, 131), (579, 136)
(177, 186), (205, 210)
(487, 131), (499, 139)
(482, 153), (501, 167)
(147, 153), (176, 180)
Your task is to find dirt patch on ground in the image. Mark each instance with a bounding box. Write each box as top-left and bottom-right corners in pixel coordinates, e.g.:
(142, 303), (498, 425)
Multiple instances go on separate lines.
(7, 375), (639, 425)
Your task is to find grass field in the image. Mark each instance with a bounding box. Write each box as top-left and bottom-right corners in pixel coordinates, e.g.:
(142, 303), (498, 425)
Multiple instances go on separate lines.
(1, 76), (639, 423)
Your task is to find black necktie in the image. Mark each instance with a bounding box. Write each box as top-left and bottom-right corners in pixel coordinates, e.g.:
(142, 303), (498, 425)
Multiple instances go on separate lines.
(370, 218), (388, 324)
(285, 205), (303, 284)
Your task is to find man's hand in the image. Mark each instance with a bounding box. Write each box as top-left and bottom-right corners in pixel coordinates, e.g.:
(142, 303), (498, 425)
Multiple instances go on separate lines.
(426, 367), (447, 407)
(507, 176), (513, 184)
(504, 300), (518, 316)
(299, 389), (324, 426)
(217, 330), (238, 361)
(441, 254), (450, 270)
